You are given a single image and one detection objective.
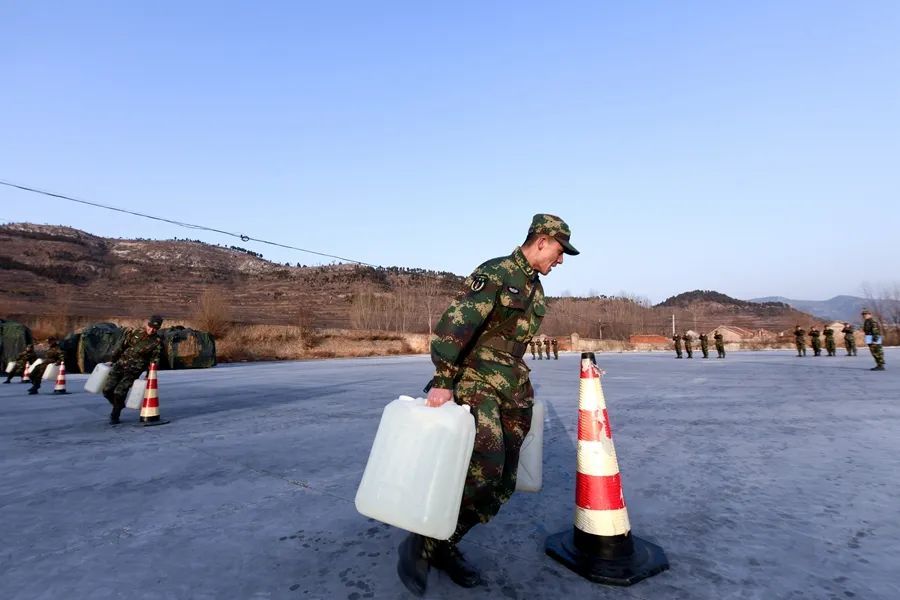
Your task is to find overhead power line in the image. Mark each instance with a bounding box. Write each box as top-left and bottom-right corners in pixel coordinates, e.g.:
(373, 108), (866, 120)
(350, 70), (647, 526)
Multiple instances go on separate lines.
(0, 179), (379, 268)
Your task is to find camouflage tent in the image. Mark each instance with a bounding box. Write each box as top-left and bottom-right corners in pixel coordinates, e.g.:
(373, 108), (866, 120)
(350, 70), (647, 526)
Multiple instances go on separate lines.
(158, 326), (216, 369)
(0, 319), (34, 366)
(76, 323), (126, 374)
(59, 332), (82, 374)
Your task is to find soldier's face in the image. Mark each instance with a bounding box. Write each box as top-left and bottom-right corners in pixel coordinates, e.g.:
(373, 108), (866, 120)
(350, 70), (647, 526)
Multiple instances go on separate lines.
(145, 324), (158, 335)
(535, 237), (565, 275)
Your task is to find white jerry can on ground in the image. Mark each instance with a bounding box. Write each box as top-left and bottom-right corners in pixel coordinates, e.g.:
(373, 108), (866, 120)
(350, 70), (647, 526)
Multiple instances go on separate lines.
(41, 363), (60, 384)
(516, 397), (545, 492)
(6, 361), (16, 374)
(355, 396), (476, 540)
(125, 379), (147, 409)
(84, 363), (112, 394)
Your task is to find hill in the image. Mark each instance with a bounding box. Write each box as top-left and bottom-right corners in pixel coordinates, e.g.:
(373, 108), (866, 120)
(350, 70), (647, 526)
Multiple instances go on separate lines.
(750, 295), (900, 324)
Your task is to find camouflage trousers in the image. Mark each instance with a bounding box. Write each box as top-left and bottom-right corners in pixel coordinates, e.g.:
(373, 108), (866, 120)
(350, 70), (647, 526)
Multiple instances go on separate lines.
(434, 379), (532, 546)
(868, 344), (885, 367)
(825, 339), (836, 355)
(103, 362), (144, 411)
(845, 339), (856, 355)
(27, 362), (55, 390)
(715, 344), (725, 358)
(674, 346), (682, 358)
(811, 339), (821, 355)
(795, 341), (806, 356)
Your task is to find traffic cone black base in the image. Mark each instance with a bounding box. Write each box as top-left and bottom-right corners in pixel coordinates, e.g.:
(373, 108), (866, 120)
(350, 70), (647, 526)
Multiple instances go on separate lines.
(140, 419), (170, 427)
(545, 529), (668, 586)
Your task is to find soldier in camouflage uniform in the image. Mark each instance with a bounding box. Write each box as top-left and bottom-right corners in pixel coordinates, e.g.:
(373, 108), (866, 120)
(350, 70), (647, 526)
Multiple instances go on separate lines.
(823, 326), (836, 356)
(543, 338), (551, 360)
(842, 323), (857, 356)
(672, 333), (683, 358)
(794, 325), (806, 357)
(4, 344), (37, 383)
(397, 214), (578, 596)
(699, 332), (710, 358)
(551, 337), (559, 359)
(536, 338), (544, 359)
(103, 315), (163, 424)
(683, 331), (694, 358)
(529, 340), (536, 359)
(809, 326), (822, 356)
(27, 337), (64, 394)
(861, 309), (886, 370)
(714, 330), (725, 358)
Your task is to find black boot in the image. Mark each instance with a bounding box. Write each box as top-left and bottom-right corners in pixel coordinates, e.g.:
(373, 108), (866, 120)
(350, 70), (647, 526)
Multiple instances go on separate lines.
(396, 533), (429, 596)
(430, 542), (482, 588)
(109, 407), (122, 425)
(28, 386), (39, 395)
(871, 365), (886, 371)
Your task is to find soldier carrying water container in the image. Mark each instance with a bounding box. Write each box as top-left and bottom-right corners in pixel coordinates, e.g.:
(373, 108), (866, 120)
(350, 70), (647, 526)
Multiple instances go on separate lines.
(103, 316), (163, 425)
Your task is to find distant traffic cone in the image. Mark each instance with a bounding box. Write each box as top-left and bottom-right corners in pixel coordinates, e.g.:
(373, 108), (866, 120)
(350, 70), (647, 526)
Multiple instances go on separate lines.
(22, 361), (31, 383)
(139, 363), (169, 426)
(545, 352), (668, 586)
(53, 362), (69, 394)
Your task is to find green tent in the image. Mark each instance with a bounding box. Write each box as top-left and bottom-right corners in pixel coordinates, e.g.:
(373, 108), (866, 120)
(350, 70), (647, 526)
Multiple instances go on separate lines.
(77, 323), (126, 374)
(0, 319), (34, 366)
(158, 326), (216, 369)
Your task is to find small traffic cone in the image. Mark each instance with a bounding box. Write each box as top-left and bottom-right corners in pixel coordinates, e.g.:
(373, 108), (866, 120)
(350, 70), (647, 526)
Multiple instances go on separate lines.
(139, 363), (169, 426)
(53, 362), (69, 394)
(545, 352), (668, 586)
(22, 361), (31, 383)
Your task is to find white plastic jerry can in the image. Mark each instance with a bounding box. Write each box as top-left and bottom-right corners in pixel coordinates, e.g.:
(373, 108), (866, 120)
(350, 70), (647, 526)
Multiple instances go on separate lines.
(516, 397), (545, 492)
(41, 363), (60, 384)
(126, 379), (147, 410)
(355, 396), (476, 540)
(5, 361), (15, 374)
(84, 363), (112, 394)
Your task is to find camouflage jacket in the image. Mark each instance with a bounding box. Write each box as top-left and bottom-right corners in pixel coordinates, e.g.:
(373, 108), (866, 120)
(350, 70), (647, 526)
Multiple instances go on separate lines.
(699, 333), (709, 344)
(794, 329), (806, 340)
(809, 329), (820, 339)
(431, 247), (545, 407)
(43, 346), (64, 364)
(16, 348), (37, 366)
(862, 318), (881, 338)
(713, 333), (724, 343)
(823, 328), (834, 339)
(842, 325), (855, 338)
(111, 328), (161, 371)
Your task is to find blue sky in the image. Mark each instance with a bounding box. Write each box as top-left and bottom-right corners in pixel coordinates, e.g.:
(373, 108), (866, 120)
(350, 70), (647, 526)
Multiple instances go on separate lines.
(2, 1), (898, 303)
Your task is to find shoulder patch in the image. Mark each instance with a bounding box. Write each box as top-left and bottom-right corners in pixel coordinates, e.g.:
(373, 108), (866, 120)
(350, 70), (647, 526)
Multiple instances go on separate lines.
(471, 276), (486, 292)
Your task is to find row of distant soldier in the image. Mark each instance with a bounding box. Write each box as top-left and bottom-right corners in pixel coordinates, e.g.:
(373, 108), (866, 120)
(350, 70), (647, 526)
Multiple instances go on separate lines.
(791, 308), (885, 370)
(791, 323), (856, 357)
(529, 338), (559, 360)
(672, 330), (727, 359)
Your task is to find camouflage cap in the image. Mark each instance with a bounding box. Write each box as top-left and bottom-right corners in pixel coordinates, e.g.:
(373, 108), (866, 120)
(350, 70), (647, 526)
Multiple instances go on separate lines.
(528, 213), (579, 255)
(148, 315), (164, 328)
(861, 308), (871, 315)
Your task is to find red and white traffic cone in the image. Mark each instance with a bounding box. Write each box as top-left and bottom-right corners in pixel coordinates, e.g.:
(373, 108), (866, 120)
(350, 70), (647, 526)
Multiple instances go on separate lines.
(22, 361), (31, 383)
(545, 352), (668, 586)
(139, 363), (169, 426)
(53, 362), (69, 394)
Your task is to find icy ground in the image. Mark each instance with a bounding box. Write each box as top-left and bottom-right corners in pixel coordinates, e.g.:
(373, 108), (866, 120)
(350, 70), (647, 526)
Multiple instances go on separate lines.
(1, 349), (898, 600)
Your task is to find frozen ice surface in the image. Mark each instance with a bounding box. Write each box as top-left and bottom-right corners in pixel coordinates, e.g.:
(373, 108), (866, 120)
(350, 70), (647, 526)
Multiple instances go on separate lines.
(1, 349), (898, 599)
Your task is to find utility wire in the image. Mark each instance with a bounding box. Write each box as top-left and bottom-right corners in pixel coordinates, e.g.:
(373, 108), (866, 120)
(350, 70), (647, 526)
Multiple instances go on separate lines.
(0, 179), (380, 268)
(1, 178), (619, 330)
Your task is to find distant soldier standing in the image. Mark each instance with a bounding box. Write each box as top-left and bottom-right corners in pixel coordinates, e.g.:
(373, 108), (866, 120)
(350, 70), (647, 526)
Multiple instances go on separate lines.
(714, 330), (725, 358)
(551, 337), (559, 359)
(536, 338), (544, 360)
(794, 325), (806, 357)
(861, 308), (886, 371)
(673, 333), (683, 358)
(842, 322), (857, 356)
(543, 338), (551, 360)
(529, 341), (536, 360)
(26, 337), (63, 395)
(809, 326), (822, 356)
(699, 332), (709, 358)
(103, 315), (163, 424)
(4, 343), (37, 383)
(683, 331), (694, 358)
(823, 326), (836, 357)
